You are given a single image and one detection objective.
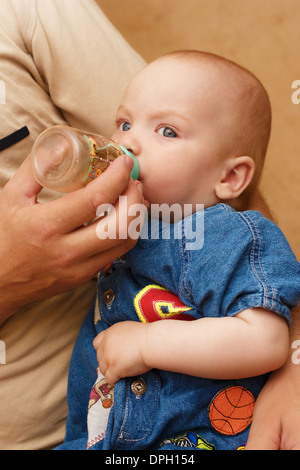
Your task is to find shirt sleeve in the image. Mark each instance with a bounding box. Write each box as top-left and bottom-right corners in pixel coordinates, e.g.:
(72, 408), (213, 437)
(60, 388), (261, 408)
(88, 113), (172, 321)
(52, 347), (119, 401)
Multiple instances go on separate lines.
(179, 207), (300, 326)
(28, 0), (146, 135)
(0, 0), (145, 192)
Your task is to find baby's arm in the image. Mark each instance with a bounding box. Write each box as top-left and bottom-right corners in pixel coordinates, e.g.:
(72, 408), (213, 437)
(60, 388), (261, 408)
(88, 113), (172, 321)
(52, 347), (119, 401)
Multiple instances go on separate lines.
(142, 308), (289, 379)
(94, 308), (289, 386)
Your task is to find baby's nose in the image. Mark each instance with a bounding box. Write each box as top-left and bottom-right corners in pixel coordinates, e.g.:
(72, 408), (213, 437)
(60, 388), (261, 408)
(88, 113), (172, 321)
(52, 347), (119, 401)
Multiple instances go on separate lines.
(118, 134), (141, 156)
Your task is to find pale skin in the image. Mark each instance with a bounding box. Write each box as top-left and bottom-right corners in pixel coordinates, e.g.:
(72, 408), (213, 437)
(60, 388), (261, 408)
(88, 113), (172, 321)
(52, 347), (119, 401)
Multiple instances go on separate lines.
(93, 55), (290, 394)
(94, 309), (289, 387)
(0, 154), (145, 326)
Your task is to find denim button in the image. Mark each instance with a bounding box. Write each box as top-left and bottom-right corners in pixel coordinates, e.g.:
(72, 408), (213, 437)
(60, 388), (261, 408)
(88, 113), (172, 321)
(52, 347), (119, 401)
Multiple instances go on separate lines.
(103, 289), (115, 305)
(131, 378), (146, 396)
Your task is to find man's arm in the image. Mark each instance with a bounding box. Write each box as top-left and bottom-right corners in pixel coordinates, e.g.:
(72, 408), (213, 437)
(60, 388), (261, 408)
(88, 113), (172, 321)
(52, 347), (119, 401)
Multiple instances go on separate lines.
(246, 303), (300, 449)
(244, 191), (300, 449)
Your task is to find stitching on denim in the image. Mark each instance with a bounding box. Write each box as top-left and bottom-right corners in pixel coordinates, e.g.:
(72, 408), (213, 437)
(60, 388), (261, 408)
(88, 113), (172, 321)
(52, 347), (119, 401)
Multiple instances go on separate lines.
(116, 277), (128, 321)
(238, 213), (274, 309)
(118, 375), (160, 443)
(116, 380), (130, 445)
(220, 203), (233, 213)
(179, 227), (193, 302)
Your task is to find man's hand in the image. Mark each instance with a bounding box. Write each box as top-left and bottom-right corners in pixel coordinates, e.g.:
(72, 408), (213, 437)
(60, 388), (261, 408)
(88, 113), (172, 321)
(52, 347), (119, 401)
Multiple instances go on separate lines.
(0, 154), (145, 324)
(246, 362), (300, 450)
(246, 303), (300, 450)
(93, 321), (150, 386)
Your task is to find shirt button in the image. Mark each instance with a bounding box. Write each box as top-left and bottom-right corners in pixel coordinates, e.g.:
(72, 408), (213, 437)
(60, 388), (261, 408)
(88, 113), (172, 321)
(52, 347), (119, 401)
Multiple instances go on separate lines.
(131, 378), (147, 396)
(102, 289), (115, 305)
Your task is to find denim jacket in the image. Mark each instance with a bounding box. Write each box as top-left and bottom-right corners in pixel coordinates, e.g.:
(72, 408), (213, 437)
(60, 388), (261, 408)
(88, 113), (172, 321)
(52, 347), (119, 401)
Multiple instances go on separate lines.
(60, 204), (300, 450)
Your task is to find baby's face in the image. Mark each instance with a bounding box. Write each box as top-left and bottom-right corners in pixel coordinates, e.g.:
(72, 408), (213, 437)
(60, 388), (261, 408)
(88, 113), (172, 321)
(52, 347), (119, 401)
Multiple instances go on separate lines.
(112, 56), (231, 210)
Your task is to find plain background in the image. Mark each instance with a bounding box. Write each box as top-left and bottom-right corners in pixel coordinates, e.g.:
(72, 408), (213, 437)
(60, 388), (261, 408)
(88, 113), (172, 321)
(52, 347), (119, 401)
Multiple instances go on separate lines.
(97, 0), (300, 259)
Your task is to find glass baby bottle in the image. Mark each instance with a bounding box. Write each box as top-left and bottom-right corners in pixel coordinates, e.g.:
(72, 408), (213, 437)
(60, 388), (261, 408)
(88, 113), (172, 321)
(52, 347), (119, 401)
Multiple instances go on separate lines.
(31, 125), (139, 193)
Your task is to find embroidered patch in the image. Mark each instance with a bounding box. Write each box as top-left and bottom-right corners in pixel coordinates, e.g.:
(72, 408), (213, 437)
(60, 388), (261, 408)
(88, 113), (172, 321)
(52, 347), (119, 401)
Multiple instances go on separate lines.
(161, 431), (215, 450)
(208, 386), (255, 436)
(134, 284), (193, 323)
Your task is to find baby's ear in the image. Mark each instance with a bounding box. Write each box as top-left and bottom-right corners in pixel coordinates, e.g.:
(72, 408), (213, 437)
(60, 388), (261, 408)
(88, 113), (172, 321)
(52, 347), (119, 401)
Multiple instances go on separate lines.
(215, 156), (255, 201)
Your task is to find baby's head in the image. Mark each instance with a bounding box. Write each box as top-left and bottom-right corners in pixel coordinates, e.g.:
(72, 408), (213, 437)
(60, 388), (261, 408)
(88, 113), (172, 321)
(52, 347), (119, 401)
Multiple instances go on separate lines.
(112, 50), (271, 211)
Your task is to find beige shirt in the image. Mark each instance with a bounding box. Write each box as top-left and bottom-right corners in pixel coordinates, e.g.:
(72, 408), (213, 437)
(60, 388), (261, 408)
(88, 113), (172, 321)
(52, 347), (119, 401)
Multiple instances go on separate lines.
(0, 0), (145, 449)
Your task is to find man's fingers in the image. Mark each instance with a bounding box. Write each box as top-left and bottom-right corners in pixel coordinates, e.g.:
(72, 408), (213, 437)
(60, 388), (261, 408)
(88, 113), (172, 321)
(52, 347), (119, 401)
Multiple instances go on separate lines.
(57, 178), (145, 261)
(5, 155), (43, 204)
(245, 426), (280, 450)
(43, 155), (136, 232)
(72, 235), (137, 283)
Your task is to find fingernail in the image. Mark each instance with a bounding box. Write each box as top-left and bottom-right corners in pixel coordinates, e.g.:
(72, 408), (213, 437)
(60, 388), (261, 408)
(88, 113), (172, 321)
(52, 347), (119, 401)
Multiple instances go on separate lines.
(135, 181), (143, 193)
(125, 155), (134, 170)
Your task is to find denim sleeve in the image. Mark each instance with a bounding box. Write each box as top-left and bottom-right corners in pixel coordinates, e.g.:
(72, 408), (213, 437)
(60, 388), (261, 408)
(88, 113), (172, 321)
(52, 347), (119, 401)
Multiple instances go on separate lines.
(179, 208), (300, 326)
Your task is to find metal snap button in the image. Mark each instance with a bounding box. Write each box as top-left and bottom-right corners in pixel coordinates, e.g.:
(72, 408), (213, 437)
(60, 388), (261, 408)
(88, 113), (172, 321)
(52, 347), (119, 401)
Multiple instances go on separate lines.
(131, 378), (147, 396)
(102, 289), (115, 305)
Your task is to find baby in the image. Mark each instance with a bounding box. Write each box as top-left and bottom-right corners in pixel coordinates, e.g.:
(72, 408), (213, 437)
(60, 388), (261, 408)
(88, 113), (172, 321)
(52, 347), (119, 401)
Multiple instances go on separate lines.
(59, 51), (300, 451)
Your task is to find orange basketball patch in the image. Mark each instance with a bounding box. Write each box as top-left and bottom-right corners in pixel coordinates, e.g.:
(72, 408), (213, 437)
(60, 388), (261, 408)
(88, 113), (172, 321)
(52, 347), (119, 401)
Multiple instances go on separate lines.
(209, 386), (255, 436)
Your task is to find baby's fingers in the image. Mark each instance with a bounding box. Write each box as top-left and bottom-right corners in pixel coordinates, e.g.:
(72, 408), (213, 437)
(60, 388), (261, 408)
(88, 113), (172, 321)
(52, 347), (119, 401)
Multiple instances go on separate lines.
(102, 368), (118, 388)
(93, 333), (103, 351)
(93, 333), (116, 386)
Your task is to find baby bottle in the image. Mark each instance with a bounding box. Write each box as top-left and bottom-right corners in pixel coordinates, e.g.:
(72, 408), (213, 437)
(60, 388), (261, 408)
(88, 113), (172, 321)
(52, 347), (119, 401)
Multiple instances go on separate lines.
(31, 125), (139, 193)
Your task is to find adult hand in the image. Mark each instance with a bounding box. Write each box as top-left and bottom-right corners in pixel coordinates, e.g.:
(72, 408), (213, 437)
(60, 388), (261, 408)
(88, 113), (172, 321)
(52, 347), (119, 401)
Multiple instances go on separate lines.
(246, 304), (300, 450)
(246, 362), (300, 449)
(0, 154), (145, 325)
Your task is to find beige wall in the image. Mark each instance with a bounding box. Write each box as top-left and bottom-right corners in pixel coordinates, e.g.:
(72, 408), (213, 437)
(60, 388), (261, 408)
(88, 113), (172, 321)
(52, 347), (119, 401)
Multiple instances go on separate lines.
(97, 0), (300, 258)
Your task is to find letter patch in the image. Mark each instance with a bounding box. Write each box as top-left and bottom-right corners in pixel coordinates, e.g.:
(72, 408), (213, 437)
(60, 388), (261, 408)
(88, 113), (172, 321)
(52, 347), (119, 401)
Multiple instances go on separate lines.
(134, 284), (194, 323)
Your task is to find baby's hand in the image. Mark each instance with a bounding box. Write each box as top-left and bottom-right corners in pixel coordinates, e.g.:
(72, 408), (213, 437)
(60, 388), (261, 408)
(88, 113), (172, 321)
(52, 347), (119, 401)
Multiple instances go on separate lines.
(93, 321), (151, 386)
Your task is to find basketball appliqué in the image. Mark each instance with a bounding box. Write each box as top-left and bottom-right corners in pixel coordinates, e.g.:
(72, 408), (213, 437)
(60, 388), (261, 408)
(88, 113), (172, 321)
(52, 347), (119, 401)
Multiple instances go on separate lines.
(208, 386), (255, 436)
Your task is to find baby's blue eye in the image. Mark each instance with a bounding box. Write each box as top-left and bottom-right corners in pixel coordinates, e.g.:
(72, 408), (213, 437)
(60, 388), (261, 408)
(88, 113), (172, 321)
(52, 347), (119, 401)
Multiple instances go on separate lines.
(157, 127), (177, 138)
(120, 122), (131, 132)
